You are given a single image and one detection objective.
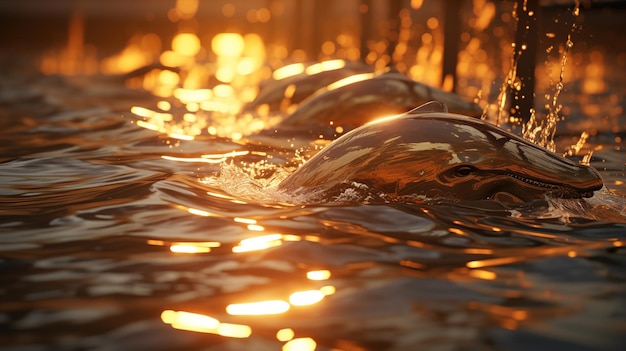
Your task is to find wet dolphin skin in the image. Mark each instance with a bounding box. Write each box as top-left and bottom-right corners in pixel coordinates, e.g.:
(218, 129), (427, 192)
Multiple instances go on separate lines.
(278, 102), (604, 202)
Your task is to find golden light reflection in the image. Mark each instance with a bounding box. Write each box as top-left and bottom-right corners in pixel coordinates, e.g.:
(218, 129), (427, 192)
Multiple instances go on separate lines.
(147, 239), (220, 254)
(170, 244), (211, 253)
(202, 150), (250, 159)
(173, 88), (212, 103)
(167, 133), (195, 141)
(162, 310), (219, 329)
(272, 63), (305, 80)
(175, 0), (199, 19)
(304, 59), (346, 75)
(289, 290), (325, 306)
(234, 217), (257, 224)
(467, 256), (523, 268)
(226, 300), (290, 315)
(282, 234), (302, 242)
(157, 100), (171, 110)
(468, 269), (497, 280)
(131, 106), (162, 118)
(232, 234), (284, 253)
(123, 7), (272, 141)
(161, 310), (251, 338)
(135, 120), (160, 132)
(276, 328), (295, 342)
(205, 191), (235, 200)
(283, 337), (317, 351)
(161, 156), (222, 164)
(304, 235), (321, 243)
(306, 270), (331, 281)
(217, 323), (253, 338)
(326, 72), (375, 91)
(159, 150), (251, 164)
(247, 224), (265, 231)
(169, 240), (221, 254)
(320, 285), (336, 296)
(212, 33), (246, 57)
(411, 0), (424, 9)
(448, 227), (467, 235)
(367, 111), (413, 125)
(172, 33), (201, 57)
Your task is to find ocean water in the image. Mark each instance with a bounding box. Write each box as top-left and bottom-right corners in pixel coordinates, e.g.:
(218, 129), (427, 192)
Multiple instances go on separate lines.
(0, 66), (625, 351)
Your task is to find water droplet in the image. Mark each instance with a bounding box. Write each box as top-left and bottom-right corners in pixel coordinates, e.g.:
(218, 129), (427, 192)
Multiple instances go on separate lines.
(566, 40), (573, 48)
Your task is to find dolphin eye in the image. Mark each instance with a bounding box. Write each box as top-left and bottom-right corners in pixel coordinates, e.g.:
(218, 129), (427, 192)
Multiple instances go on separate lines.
(455, 165), (475, 177)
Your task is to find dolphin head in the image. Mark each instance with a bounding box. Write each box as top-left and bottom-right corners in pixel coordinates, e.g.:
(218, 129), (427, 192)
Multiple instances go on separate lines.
(278, 102), (603, 203)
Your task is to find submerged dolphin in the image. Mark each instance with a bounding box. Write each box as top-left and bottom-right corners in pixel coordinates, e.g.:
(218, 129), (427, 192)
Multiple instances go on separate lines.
(278, 102), (603, 203)
(268, 72), (483, 140)
(242, 60), (372, 116)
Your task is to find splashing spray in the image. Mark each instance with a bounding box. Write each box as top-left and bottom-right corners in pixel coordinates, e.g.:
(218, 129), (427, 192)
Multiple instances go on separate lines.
(521, 0), (588, 159)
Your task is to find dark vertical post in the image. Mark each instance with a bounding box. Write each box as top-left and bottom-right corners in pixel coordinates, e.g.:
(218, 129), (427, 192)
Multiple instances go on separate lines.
(511, 0), (540, 123)
(386, 0), (403, 63)
(442, 0), (461, 92)
(360, 0), (372, 62)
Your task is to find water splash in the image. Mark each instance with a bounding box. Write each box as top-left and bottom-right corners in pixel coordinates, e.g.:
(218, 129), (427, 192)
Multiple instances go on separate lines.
(486, 50), (520, 127)
(483, 1), (524, 128)
(521, 34), (572, 153)
(522, 2), (582, 154)
(203, 161), (292, 204)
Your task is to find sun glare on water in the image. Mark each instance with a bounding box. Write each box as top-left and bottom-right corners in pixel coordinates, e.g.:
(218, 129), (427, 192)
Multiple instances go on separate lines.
(149, 213), (336, 346)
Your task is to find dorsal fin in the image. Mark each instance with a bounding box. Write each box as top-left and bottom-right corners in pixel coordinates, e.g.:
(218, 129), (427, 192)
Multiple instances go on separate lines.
(407, 101), (448, 115)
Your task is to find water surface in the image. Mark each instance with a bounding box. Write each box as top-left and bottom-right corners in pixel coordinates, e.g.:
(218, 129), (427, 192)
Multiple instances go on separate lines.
(1, 69), (625, 351)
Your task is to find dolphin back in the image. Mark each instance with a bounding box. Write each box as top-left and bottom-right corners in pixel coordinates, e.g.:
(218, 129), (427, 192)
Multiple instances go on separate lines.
(278, 103), (603, 202)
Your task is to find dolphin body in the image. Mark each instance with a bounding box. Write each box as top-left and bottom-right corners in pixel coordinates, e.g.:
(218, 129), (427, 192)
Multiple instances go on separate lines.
(277, 102), (603, 203)
(267, 72), (483, 140)
(242, 60), (373, 116)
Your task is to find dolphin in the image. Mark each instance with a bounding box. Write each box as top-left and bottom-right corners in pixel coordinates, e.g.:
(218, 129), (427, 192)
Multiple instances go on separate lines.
(277, 102), (604, 203)
(266, 72), (483, 141)
(242, 60), (373, 116)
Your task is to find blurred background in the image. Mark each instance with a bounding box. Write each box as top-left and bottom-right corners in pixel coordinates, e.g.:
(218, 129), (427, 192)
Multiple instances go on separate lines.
(0, 0), (624, 134)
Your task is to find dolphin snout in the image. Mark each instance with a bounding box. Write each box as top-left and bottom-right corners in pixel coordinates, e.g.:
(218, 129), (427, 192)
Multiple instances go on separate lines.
(513, 141), (604, 195)
(572, 163), (604, 193)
